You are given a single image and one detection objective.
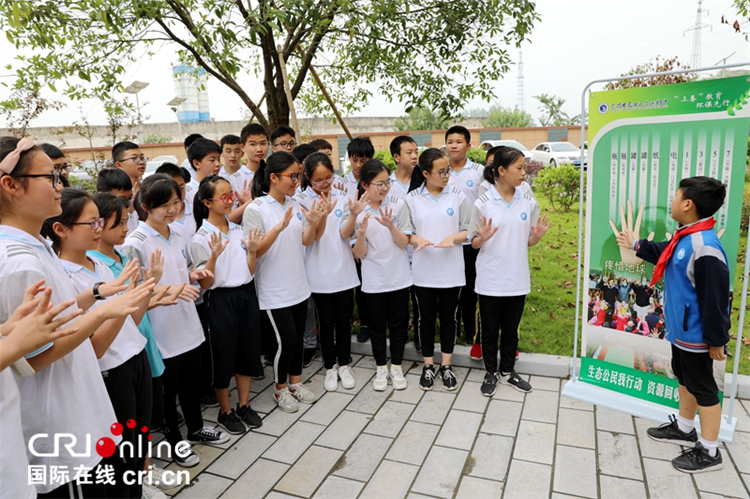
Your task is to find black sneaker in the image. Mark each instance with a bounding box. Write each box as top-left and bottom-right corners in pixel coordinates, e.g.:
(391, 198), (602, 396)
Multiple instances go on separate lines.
(439, 365), (458, 391)
(672, 442), (723, 473)
(419, 365), (436, 391)
(237, 403), (263, 428)
(647, 415), (698, 447)
(188, 425), (230, 445)
(200, 392), (220, 408)
(481, 372), (498, 397)
(499, 370), (532, 393)
(217, 409), (246, 435)
(173, 441), (200, 468)
(357, 326), (370, 343)
(303, 348), (317, 368)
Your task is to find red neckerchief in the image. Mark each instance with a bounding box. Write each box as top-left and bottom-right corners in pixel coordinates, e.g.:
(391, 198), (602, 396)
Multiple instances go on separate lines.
(650, 218), (716, 287)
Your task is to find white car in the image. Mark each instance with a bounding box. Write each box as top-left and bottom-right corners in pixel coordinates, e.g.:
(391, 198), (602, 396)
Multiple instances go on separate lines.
(144, 155), (179, 178)
(531, 142), (587, 168)
(479, 140), (533, 161)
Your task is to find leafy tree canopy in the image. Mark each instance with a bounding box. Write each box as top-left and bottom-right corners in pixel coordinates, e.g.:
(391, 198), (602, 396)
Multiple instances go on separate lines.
(481, 103), (534, 128)
(603, 56), (697, 91)
(393, 105), (452, 131)
(534, 93), (579, 127)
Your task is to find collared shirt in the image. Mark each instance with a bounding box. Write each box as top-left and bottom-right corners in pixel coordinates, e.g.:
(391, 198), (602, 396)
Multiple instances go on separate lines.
(191, 219), (253, 289)
(388, 171), (411, 201)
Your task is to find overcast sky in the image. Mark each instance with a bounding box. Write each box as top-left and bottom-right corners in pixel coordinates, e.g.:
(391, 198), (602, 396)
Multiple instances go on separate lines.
(0, 0), (748, 129)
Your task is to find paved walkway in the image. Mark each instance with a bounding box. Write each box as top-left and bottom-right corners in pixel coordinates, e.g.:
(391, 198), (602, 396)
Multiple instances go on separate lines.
(154, 353), (750, 499)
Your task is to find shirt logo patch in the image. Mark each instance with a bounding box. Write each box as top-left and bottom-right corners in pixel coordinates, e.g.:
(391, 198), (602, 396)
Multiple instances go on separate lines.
(520, 212), (527, 221)
(296, 213), (303, 220)
(676, 248), (686, 260)
(335, 209), (343, 217)
(446, 208), (455, 216)
(467, 180), (474, 187)
(181, 249), (187, 259)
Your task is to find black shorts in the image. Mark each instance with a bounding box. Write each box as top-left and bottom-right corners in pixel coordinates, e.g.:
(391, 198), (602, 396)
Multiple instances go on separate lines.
(206, 283), (263, 389)
(671, 343), (720, 407)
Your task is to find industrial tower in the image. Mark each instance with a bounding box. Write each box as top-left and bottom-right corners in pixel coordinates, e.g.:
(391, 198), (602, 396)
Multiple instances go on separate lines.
(516, 49), (525, 112)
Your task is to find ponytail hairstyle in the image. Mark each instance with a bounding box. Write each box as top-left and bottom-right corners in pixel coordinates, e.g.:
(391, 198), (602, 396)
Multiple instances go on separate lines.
(408, 147), (445, 193)
(250, 151), (299, 198)
(194, 175), (232, 229)
(484, 146), (524, 185)
(138, 173), (182, 212)
(41, 188), (94, 254)
(301, 152), (334, 190)
(93, 192), (128, 230)
(356, 159), (389, 199)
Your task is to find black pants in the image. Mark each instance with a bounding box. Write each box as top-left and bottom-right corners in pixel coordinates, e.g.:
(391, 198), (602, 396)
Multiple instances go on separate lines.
(151, 375), (163, 430)
(355, 259), (370, 327)
(101, 349), (152, 498)
(262, 300), (308, 384)
(410, 286), (420, 336)
(479, 294), (526, 373)
(38, 478), (107, 498)
(365, 287), (410, 366)
(195, 302), (213, 397)
(313, 289), (354, 369)
(414, 286), (462, 358)
(162, 345), (204, 448)
(460, 245), (481, 345)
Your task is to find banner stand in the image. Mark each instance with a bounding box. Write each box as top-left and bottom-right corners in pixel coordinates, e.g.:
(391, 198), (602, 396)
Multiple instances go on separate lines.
(562, 62), (750, 442)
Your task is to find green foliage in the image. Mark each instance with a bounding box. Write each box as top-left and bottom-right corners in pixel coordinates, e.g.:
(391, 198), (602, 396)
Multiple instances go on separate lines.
(742, 189), (750, 232)
(534, 94), (579, 127)
(373, 150), (397, 172)
(603, 56), (697, 90)
(0, 87), (65, 137)
(393, 106), (452, 132)
(144, 134), (173, 144)
(68, 176), (96, 194)
(535, 164), (580, 212)
(466, 147), (487, 166)
(481, 104), (534, 128)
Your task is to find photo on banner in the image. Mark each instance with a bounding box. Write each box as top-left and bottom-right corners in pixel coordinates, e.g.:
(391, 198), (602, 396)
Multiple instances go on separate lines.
(581, 75), (750, 410)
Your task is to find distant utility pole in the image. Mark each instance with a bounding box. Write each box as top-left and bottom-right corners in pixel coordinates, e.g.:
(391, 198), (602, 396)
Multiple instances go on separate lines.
(516, 49), (525, 112)
(685, 0), (711, 69)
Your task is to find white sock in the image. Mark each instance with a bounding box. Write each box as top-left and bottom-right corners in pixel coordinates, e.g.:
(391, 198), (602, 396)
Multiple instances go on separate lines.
(699, 437), (718, 457)
(288, 383), (300, 391)
(676, 415), (694, 434)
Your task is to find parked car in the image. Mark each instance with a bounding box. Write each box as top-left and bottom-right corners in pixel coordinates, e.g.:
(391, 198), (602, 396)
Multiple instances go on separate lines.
(72, 159), (111, 182)
(531, 142), (587, 168)
(478, 140), (533, 161)
(144, 155), (179, 178)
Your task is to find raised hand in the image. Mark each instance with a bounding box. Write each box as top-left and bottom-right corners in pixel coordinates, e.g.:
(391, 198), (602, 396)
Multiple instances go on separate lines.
(145, 249), (164, 285)
(531, 214), (551, 240)
(301, 199), (326, 224)
(3, 287), (82, 349)
(609, 200), (652, 264)
(208, 231), (230, 259)
(274, 206), (294, 233)
(319, 191), (336, 217)
(333, 178), (346, 192)
(476, 216), (498, 241)
(98, 278), (155, 319)
(100, 258), (139, 298)
(189, 268), (214, 283)
(348, 190), (369, 218)
(243, 227), (263, 253)
(357, 213), (370, 236)
(178, 284), (200, 302)
(375, 206), (396, 229)
(236, 179), (253, 205)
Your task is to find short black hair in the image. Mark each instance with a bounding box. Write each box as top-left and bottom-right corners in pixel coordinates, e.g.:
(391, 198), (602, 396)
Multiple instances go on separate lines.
(347, 136), (374, 159)
(187, 138), (222, 169)
(240, 123), (269, 144)
(96, 168), (133, 193)
(309, 138), (332, 151)
(292, 144), (317, 164)
(220, 134), (241, 147)
(41, 188), (94, 254)
(390, 136), (417, 158)
(112, 141), (140, 162)
(183, 134), (204, 150)
(678, 176), (727, 219)
(138, 173), (182, 210)
(179, 167), (193, 183)
(155, 162), (187, 181)
(93, 192), (128, 230)
(444, 125), (471, 143)
(271, 126), (296, 144)
(485, 146), (503, 163)
(40, 143), (64, 160)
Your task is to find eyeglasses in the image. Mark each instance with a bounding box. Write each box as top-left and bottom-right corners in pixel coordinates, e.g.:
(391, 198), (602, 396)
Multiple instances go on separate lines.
(70, 218), (105, 231)
(10, 171), (61, 188)
(53, 163), (72, 172)
(433, 167), (453, 179)
(273, 141), (296, 149)
(120, 156), (149, 164)
(311, 176), (335, 187)
(371, 179), (392, 190)
(276, 172), (301, 182)
(208, 192), (236, 204)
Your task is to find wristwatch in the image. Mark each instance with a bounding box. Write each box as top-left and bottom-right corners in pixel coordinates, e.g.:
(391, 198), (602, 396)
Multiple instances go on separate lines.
(93, 282), (106, 300)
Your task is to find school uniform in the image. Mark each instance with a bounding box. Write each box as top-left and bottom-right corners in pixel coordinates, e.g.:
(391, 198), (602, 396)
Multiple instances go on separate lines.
(63, 256), (151, 498)
(341, 171), (359, 202)
(388, 172), (410, 201)
(0, 226), (120, 495)
(478, 179), (535, 200)
(243, 195), (311, 384)
(295, 187), (360, 369)
(0, 360), (35, 499)
(354, 195), (413, 366)
(191, 220), (263, 389)
(403, 186), (470, 358)
(184, 178), (200, 207)
(468, 186), (539, 374)
(227, 165), (255, 196)
(127, 209), (140, 235)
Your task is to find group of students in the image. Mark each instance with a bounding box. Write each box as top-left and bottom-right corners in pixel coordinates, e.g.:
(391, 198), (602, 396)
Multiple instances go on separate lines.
(0, 123), (551, 498)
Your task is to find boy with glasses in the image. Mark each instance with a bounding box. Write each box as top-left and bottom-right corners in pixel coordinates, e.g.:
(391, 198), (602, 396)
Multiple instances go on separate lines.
(112, 141), (148, 195)
(271, 126), (297, 153)
(40, 143), (71, 187)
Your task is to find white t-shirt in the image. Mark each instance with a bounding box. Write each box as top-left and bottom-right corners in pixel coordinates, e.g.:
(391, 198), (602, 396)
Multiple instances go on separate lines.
(227, 165), (255, 196)
(294, 187), (360, 294)
(388, 171), (410, 201)
(403, 186), (470, 288)
(127, 209), (140, 235)
(121, 222), (205, 359)
(243, 195), (311, 310)
(341, 171), (359, 202)
(184, 178), (200, 207)
(191, 220), (253, 289)
(447, 159), (483, 206)
(468, 187), (540, 297)
(0, 226), (120, 493)
(62, 257), (147, 372)
(354, 195), (413, 293)
(478, 179), (535, 200)
(0, 365), (36, 499)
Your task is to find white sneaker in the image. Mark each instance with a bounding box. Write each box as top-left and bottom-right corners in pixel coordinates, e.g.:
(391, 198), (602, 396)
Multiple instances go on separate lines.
(150, 466), (181, 490)
(324, 366), (339, 392)
(290, 382), (318, 404)
(339, 365), (356, 390)
(390, 364), (407, 390)
(373, 366), (389, 391)
(142, 483), (167, 499)
(274, 387), (299, 413)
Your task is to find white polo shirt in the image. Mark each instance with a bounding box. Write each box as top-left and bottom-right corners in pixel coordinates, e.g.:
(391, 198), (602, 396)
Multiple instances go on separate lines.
(191, 220), (253, 289)
(0, 226), (120, 493)
(127, 209), (140, 235)
(0, 365), (35, 499)
(184, 178), (200, 207)
(295, 187), (360, 294)
(388, 172), (410, 201)
(403, 186), (470, 288)
(62, 257), (147, 372)
(478, 179), (535, 200)
(447, 159), (483, 206)
(243, 195), (311, 310)
(353, 195), (413, 293)
(468, 187), (540, 297)
(227, 165), (255, 196)
(121, 222), (205, 358)
(341, 171), (359, 202)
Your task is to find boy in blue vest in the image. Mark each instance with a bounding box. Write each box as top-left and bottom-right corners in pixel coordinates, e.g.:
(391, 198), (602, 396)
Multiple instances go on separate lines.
(616, 176), (729, 473)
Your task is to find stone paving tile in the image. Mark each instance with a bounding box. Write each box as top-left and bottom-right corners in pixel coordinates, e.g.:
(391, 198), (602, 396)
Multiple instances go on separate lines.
(643, 457), (699, 499)
(162, 445), (225, 497)
(411, 446), (469, 498)
(452, 381), (491, 413)
(455, 476), (503, 499)
(481, 399), (523, 437)
(725, 430), (750, 474)
(301, 359), (325, 383)
(386, 421), (440, 466)
(633, 417), (678, 461)
(173, 472), (232, 499)
(727, 400), (750, 433)
(253, 401), (312, 437)
(312, 476), (365, 499)
(466, 367), (487, 383)
(347, 384), (394, 414)
(744, 475), (750, 492)
(598, 431), (643, 480)
(599, 475), (647, 499)
(333, 433), (393, 481)
(356, 355), (378, 369)
(300, 391), (355, 426)
(503, 460), (552, 499)
(467, 433), (513, 482)
(343, 366), (377, 395)
(513, 420), (556, 465)
(552, 445), (597, 499)
(220, 459), (288, 499)
(492, 378), (527, 403)
(529, 375), (560, 392)
(557, 407), (595, 449)
(596, 405), (635, 434)
(262, 421), (326, 464)
(360, 460), (419, 499)
(266, 492), (299, 499)
(316, 410), (371, 450)
(410, 391), (456, 425)
(388, 374), (425, 404)
(693, 458), (750, 499)
(250, 384), (280, 414)
(249, 366), (275, 392)
(365, 401), (415, 438)
(274, 445), (343, 498)
(206, 430), (276, 479)
(550, 494), (587, 499)
(558, 393), (594, 411)
(435, 409), (482, 450)
(522, 389), (559, 424)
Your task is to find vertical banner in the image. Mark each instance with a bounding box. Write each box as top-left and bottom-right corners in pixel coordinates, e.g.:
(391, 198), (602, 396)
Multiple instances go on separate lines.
(581, 76), (750, 412)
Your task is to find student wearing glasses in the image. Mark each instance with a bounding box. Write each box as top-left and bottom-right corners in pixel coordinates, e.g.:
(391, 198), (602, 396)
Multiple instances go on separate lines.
(40, 143), (71, 187)
(113, 140), (149, 195)
(270, 126), (297, 153)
